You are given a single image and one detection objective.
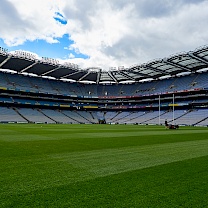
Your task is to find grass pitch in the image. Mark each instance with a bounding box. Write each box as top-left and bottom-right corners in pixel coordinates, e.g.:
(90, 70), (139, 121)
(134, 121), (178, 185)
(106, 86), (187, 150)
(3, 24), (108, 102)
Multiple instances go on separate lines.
(0, 124), (208, 207)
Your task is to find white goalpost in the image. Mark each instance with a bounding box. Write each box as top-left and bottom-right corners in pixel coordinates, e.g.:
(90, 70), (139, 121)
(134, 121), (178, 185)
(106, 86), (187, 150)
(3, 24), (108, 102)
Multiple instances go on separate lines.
(158, 93), (175, 126)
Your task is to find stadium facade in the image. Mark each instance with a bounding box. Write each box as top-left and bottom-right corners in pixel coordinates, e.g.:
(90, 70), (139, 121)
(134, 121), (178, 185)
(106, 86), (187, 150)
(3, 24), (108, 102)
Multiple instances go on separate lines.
(0, 46), (208, 126)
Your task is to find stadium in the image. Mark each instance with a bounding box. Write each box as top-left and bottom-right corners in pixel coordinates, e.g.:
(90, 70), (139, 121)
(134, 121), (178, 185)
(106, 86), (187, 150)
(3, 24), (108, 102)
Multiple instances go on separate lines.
(1, 45), (208, 207)
(0, 46), (208, 126)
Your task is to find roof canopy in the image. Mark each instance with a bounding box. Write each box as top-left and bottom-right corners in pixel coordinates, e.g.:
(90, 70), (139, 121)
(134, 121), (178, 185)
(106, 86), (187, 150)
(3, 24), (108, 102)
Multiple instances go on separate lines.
(0, 46), (208, 84)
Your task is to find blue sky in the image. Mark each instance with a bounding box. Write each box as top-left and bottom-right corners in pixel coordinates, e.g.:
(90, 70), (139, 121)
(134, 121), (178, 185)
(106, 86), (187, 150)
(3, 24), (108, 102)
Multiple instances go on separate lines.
(0, 34), (88, 60)
(0, 0), (208, 70)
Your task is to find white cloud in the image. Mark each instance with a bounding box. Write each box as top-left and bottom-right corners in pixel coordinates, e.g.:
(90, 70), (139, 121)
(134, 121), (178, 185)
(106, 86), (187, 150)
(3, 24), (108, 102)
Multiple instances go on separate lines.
(0, 0), (208, 70)
(0, 0), (67, 45)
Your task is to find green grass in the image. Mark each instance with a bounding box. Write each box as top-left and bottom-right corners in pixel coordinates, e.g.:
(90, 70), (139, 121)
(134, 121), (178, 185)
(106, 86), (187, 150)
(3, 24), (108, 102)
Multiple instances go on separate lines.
(0, 124), (208, 207)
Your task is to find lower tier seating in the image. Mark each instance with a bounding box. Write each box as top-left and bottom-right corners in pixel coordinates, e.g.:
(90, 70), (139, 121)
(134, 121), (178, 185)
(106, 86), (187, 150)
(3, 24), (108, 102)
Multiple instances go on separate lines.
(0, 107), (207, 126)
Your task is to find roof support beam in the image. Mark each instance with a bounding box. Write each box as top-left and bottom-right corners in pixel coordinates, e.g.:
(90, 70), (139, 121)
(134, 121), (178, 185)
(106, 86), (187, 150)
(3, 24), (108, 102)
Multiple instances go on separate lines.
(41, 66), (60, 76)
(96, 70), (101, 84)
(0, 55), (12, 68)
(61, 71), (80, 79)
(145, 65), (169, 75)
(20, 62), (38, 73)
(129, 66), (151, 77)
(163, 59), (191, 72)
(78, 71), (90, 81)
(107, 71), (118, 83)
(118, 71), (136, 81)
(188, 52), (208, 65)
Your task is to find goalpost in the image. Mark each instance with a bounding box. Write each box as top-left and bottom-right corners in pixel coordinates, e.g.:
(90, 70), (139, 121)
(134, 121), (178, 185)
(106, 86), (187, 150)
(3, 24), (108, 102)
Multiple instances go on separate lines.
(172, 93), (175, 125)
(158, 93), (175, 126)
(158, 95), (161, 125)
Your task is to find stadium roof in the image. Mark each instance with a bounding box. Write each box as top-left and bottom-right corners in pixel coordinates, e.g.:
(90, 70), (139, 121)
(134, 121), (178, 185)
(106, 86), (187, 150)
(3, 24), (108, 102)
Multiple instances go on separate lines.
(1, 46), (208, 84)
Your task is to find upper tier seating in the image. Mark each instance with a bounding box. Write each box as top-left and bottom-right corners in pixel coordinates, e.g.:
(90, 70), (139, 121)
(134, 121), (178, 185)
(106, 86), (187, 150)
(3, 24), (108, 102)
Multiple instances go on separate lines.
(1, 71), (208, 97)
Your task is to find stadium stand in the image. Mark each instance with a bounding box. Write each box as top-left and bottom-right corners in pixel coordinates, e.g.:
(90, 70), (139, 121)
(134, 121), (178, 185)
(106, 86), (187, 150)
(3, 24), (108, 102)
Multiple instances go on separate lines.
(0, 46), (208, 126)
(61, 110), (91, 124)
(17, 108), (55, 123)
(0, 107), (27, 123)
